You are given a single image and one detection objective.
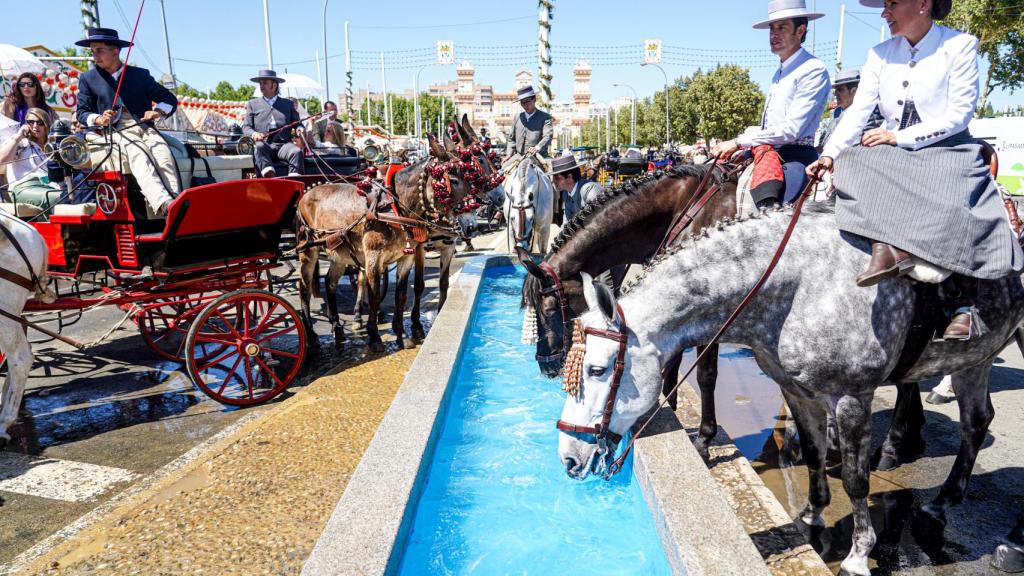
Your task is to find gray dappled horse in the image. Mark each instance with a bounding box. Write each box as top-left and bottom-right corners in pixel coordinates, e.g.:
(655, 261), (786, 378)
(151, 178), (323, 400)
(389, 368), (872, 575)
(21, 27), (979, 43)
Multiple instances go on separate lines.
(557, 205), (1024, 576)
(503, 156), (554, 254)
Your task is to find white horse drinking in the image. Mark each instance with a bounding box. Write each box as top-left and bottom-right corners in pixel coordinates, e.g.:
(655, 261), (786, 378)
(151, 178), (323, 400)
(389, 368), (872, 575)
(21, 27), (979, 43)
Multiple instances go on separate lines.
(0, 211), (52, 446)
(504, 157), (554, 254)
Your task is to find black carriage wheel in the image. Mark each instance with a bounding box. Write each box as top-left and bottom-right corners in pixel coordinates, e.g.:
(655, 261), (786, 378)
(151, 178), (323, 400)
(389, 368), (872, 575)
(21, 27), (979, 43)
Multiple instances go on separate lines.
(184, 289), (307, 406)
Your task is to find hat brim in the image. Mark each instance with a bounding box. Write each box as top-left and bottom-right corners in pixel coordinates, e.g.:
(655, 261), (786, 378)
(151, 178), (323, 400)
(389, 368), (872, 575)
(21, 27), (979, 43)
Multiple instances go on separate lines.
(858, 0), (883, 7)
(75, 37), (132, 48)
(251, 76), (285, 83)
(516, 91), (537, 102)
(549, 163), (578, 175)
(833, 78), (860, 87)
(752, 10), (825, 29)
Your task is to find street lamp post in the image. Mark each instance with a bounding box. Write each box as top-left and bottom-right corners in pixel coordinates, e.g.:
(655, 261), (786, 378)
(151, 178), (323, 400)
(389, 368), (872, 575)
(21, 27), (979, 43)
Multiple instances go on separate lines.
(322, 0), (329, 100)
(642, 62), (670, 150)
(414, 64), (434, 141)
(612, 83), (637, 145)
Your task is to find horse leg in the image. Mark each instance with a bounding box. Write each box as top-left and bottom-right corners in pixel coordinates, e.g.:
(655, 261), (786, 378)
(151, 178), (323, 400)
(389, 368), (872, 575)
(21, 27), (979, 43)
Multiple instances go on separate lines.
(834, 391), (878, 576)
(874, 381), (927, 471)
(0, 328), (31, 445)
(694, 344), (720, 463)
(781, 390), (832, 530)
(324, 260), (345, 348)
(916, 363), (994, 534)
(392, 256), (415, 349)
(364, 257), (386, 353)
(661, 350), (681, 412)
(437, 244), (455, 312)
(353, 270), (366, 331)
(410, 245), (426, 340)
(297, 248), (319, 340)
(378, 265), (390, 323)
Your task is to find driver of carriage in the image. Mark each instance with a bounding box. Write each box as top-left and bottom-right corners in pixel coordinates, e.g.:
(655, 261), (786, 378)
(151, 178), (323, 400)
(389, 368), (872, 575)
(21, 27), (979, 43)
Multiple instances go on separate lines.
(243, 69), (304, 179)
(549, 154), (602, 223)
(711, 0), (831, 209)
(0, 108), (62, 209)
(807, 0), (1024, 341)
(75, 27), (180, 218)
(505, 85), (553, 161)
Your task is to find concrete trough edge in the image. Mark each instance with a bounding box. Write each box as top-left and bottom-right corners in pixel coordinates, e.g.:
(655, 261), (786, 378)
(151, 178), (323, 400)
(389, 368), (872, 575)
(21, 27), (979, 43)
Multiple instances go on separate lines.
(301, 255), (769, 576)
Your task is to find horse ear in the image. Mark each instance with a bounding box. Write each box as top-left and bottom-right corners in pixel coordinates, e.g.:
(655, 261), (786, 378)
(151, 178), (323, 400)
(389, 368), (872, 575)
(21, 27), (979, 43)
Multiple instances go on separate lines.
(427, 133), (449, 160)
(442, 129), (458, 153)
(455, 114), (473, 144)
(515, 247), (544, 279)
(581, 272), (617, 325)
(461, 114), (480, 143)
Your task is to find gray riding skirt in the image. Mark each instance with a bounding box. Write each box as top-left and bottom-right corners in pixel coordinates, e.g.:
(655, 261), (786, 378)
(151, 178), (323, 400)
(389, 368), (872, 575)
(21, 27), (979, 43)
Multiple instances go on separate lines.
(834, 131), (1023, 279)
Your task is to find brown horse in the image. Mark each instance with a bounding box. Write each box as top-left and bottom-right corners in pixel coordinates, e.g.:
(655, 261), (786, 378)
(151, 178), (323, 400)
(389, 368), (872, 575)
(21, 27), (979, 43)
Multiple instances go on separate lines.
(297, 133), (472, 352)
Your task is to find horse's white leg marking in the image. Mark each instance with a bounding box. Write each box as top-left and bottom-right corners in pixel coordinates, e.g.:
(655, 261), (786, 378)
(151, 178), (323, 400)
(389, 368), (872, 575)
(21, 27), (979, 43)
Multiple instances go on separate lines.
(836, 392), (877, 576)
(0, 327), (31, 440)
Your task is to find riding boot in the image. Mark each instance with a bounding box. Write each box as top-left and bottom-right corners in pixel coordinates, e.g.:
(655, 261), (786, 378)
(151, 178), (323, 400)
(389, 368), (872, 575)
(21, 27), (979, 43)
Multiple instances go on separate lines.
(856, 242), (913, 287)
(943, 275), (979, 341)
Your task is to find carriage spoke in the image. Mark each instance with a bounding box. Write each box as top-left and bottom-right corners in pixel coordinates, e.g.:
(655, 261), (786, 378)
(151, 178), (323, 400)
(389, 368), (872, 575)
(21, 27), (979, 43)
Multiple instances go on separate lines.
(199, 347), (240, 373)
(214, 311), (244, 340)
(254, 357), (285, 389)
(243, 356), (255, 400)
(256, 324), (298, 344)
(194, 333), (236, 347)
(260, 346), (300, 360)
(217, 353), (244, 397)
(250, 302), (280, 335)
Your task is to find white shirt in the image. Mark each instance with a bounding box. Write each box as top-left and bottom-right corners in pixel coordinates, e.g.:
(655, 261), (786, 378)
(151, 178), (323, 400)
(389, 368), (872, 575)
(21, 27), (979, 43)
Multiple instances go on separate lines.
(86, 65), (174, 126)
(523, 110), (535, 122)
(823, 24), (978, 158)
(737, 48), (831, 148)
(263, 95), (279, 129)
(6, 138), (48, 184)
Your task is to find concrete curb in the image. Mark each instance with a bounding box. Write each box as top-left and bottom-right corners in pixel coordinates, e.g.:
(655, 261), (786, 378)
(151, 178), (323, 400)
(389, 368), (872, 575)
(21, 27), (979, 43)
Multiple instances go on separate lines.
(301, 255), (770, 576)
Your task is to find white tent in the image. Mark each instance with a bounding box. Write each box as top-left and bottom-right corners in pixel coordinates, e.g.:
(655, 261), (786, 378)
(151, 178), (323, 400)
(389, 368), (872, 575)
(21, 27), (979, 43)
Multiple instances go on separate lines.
(277, 73), (325, 100)
(0, 44), (44, 77)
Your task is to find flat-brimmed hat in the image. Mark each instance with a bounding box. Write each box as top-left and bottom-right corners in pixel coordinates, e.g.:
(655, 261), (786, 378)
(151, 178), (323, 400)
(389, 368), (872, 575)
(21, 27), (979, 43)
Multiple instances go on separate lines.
(250, 69), (286, 84)
(858, 0), (884, 6)
(516, 85), (537, 102)
(752, 0), (825, 29)
(549, 154), (579, 176)
(834, 68), (861, 87)
(75, 27), (133, 48)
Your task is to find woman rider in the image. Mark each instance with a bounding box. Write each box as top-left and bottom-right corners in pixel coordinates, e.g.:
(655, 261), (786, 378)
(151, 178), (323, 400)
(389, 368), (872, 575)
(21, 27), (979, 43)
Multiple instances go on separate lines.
(807, 0), (1023, 341)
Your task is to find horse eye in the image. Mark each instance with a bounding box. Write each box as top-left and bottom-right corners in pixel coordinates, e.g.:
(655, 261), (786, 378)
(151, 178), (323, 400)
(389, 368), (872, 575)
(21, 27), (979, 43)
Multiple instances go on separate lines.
(588, 366), (606, 377)
(529, 193), (534, 201)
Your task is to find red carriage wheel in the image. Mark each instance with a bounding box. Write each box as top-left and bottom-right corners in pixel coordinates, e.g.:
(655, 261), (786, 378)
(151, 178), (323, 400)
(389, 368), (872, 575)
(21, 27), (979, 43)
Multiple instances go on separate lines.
(184, 289), (307, 406)
(137, 293), (220, 362)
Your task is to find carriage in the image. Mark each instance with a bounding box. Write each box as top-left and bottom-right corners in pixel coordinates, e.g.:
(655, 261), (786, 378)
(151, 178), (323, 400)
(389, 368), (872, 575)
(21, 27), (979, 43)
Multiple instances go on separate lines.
(0, 128), (376, 406)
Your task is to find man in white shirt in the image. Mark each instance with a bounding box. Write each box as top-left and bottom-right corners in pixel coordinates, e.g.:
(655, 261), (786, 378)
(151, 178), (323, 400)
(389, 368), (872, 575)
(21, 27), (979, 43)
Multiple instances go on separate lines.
(713, 0), (831, 208)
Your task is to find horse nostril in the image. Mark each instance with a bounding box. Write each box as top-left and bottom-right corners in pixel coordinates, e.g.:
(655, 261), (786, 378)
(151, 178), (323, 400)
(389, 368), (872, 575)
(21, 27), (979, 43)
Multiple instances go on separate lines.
(564, 457), (578, 472)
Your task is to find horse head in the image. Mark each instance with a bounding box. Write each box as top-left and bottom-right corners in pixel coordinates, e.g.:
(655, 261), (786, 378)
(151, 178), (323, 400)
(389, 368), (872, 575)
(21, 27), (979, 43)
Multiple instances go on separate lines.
(557, 273), (661, 480)
(517, 246), (566, 378)
(505, 159), (540, 250)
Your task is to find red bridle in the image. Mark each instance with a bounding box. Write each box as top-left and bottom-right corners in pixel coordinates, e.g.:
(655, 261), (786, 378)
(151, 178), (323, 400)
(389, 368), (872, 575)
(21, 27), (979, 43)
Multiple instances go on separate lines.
(556, 303), (628, 447)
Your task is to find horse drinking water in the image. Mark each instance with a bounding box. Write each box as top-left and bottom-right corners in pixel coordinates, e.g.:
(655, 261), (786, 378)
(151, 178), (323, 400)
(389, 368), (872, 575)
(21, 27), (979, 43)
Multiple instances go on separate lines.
(557, 205), (1024, 576)
(503, 156), (554, 254)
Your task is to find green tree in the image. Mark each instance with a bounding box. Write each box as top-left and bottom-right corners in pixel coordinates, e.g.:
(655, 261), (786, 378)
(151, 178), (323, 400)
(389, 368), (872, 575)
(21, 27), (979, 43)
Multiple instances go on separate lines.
(209, 80), (254, 102)
(174, 83), (204, 98)
(943, 0), (1024, 116)
(679, 65), (764, 143)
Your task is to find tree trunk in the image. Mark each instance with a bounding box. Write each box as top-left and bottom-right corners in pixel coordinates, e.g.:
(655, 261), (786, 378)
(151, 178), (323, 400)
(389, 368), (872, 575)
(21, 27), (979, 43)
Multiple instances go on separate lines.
(977, 63), (995, 118)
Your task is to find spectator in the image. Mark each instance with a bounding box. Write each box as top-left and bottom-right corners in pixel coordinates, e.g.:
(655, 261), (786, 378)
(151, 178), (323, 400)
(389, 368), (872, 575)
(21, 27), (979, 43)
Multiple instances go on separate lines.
(2, 72), (57, 124)
(0, 108), (61, 208)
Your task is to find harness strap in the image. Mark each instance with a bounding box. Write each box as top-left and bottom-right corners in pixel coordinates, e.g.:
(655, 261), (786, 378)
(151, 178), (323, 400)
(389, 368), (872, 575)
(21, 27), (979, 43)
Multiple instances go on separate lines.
(655, 160), (721, 255)
(606, 173), (822, 477)
(0, 216), (43, 293)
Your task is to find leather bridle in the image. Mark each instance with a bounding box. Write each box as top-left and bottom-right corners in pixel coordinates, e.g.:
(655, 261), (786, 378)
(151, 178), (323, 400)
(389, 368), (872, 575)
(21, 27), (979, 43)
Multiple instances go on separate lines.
(556, 303), (628, 447)
(535, 260), (573, 363)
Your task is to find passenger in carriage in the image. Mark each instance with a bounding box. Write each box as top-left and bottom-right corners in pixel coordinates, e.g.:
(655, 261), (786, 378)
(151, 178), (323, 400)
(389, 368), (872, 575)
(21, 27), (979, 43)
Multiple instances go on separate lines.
(808, 0), (1023, 340)
(243, 69), (304, 178)
(2, 73), (57, 125)
(711, 0), (831, 209)
(75, 27), (180, 218)
(0, 108), (63, 209)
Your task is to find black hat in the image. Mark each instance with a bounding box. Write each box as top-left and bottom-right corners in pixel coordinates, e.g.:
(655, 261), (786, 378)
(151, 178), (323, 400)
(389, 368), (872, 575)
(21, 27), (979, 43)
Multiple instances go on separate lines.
(75, 27), (133, 48)
(549, 154), (579, 176)
(250, 69), (286, 83)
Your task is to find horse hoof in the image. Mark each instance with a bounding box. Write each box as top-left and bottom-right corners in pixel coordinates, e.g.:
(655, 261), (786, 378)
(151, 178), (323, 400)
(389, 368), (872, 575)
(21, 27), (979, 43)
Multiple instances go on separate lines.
(693, 440), (711, 463)
(411, 326), (426, 341)
(0, 437), (7, 451)
(912, 505), (947, 538)
(926, 390), (956, 405)
(992, 543), (1024, 573)
(368, 340), (385, 353)
(333, 326), (346, 343)
(400, 338), (416, 350)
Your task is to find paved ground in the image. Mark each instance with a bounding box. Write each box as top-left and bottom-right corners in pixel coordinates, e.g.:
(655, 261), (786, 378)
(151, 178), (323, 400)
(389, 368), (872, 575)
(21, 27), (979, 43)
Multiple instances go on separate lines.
(0, 226), (506, 572)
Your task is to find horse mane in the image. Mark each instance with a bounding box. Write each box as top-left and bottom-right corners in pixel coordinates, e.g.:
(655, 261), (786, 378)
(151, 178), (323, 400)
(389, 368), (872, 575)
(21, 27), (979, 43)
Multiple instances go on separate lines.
(546, 163), (722, 258)
(620, 199), (835, 296)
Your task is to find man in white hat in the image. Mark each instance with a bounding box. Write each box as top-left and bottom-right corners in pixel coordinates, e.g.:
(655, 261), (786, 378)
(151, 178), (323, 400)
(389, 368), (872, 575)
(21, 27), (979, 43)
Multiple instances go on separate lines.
(505, 85), (553, 159)
(712, 0), (831, 208)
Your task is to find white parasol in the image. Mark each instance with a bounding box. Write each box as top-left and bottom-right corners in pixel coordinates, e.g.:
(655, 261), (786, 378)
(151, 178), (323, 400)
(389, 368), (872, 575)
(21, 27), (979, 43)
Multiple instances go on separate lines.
(276, 73), (326, 100)
(0, 44), (45, 77)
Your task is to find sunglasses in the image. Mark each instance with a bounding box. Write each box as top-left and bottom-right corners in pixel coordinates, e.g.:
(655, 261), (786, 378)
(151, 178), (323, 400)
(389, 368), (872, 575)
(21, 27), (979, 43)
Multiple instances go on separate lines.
(18, 82), (36, 88)
(25, 119), (45, 127)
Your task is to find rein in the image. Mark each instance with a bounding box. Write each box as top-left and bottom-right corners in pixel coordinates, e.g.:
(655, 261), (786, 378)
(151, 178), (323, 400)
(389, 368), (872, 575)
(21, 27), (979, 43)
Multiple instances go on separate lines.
(568, 172), (823, 477)
(535, 260), (573, 363)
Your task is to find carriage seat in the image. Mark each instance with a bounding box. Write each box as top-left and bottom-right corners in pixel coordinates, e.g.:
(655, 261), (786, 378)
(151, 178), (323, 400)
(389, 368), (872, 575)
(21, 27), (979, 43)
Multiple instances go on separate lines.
(269, 154), (366, 179)
(0, 203), (43, 218)
(53, 203), (97, 217)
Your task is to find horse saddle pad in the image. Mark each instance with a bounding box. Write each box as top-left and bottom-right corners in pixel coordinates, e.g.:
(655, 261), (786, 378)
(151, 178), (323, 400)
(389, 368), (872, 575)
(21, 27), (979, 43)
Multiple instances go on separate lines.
(735, 163), (833, 216)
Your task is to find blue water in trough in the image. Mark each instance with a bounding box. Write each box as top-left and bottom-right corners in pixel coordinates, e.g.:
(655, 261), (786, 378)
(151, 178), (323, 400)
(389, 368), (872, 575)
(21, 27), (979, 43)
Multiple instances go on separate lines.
(394, 265), (674, 575)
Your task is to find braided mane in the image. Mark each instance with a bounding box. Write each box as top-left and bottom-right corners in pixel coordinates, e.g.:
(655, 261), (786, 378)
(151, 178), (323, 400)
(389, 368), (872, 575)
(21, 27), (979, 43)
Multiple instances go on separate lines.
(546, 163), (721, 258)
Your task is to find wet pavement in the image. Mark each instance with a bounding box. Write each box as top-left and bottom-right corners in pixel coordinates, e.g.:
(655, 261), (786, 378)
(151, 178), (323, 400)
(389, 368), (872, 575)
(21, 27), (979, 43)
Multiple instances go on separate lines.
(0, 228), (505, 572)
(688, 344), (1024, 575)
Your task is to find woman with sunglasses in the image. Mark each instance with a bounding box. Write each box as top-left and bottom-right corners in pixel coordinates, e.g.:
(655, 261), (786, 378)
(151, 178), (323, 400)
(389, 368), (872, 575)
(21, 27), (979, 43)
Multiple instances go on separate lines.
(0, 108), (63, 209)
(2, 73), (56, 125)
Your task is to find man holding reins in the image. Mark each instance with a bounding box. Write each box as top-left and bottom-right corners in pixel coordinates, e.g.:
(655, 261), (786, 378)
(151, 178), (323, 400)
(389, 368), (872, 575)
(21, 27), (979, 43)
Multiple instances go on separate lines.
(712, 0), (831, 209)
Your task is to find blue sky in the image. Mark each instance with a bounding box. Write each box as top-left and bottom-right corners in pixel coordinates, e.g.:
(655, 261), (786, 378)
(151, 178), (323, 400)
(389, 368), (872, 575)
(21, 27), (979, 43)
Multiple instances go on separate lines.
(5, 0), (1019, 109)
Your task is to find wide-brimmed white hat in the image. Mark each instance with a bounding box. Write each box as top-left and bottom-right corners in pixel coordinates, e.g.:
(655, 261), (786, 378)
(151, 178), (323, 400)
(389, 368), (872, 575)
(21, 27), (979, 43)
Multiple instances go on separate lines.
(834, 68), (861, 87)
(516, 85), (538, 102)
(753, 0), (825, 29)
